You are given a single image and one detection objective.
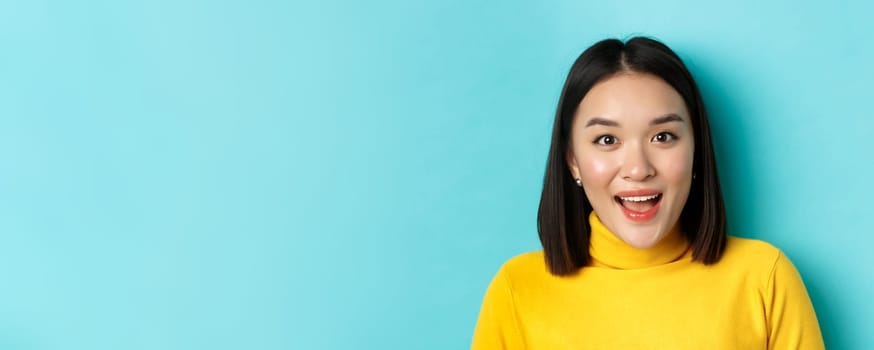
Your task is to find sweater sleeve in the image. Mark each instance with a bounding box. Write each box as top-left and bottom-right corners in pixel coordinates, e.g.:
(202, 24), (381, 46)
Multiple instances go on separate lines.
(471, 265), (526, 350)
(765, 251), (825, 350)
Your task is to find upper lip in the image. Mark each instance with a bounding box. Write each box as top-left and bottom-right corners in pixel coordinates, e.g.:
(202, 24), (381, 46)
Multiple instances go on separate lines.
(615, 189), (661, 197)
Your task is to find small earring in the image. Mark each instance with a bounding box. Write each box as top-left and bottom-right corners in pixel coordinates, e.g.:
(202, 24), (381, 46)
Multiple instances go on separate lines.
(693, 173), (697, 180)
(574, 178), (582, 187)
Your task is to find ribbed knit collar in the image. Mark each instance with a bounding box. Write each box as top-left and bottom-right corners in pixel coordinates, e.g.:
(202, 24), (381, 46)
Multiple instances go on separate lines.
(588, 212), (690, 269)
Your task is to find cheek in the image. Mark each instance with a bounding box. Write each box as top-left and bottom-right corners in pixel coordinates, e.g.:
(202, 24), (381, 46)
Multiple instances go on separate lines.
(654, 145), (694, 186)
(578, 154), (617, 188)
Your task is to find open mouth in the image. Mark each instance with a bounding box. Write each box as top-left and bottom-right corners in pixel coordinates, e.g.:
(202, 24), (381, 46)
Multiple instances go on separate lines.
(614, 193), (663, 213)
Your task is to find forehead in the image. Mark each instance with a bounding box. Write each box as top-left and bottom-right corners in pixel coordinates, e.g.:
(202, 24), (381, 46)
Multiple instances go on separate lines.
(576, 73), (689, 124)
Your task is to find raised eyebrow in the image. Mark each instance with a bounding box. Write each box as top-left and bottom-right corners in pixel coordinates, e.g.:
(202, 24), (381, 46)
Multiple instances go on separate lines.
(584, 117), (620, 128)
(650, 113), (685, 126)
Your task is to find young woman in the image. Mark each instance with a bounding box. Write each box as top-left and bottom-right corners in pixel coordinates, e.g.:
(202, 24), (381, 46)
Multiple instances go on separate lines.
(471, 37), (824, 349)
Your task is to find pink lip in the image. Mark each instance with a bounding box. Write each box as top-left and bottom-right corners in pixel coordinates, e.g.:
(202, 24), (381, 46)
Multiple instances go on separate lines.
(615, 189), (661, 197)
(614, 189), (662, 223)
(618, 199), (661, 222)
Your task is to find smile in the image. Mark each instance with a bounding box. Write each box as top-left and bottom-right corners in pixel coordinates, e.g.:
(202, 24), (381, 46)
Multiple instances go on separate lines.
(614, 191), (662, 222)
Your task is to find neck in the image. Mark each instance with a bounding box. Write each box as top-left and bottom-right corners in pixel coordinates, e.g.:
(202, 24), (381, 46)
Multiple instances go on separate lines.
(588, 212), (690, 269)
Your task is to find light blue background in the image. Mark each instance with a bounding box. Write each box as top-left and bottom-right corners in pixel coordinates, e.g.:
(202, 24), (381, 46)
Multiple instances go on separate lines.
(1, 0), (871, 349)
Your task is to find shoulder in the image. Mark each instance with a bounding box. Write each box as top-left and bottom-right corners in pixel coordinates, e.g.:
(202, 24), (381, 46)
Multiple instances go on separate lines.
(718, 236), (789, 283)
(724, 236), (807, 283)
(493, 251), (553, 286)
(499, 251), (548, 275)
(723, 236), (783, 261)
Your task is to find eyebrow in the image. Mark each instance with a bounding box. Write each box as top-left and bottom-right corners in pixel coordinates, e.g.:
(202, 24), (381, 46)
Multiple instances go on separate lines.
(650, 113), (685, 126)
(584, 117), (619, 128)
(583, 113), (685, 128)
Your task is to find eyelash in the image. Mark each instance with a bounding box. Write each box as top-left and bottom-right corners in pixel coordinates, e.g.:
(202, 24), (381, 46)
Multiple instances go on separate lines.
(592, 132), (679, 146)
(593, 135), (618, 145)
(652, 132), (678, 143)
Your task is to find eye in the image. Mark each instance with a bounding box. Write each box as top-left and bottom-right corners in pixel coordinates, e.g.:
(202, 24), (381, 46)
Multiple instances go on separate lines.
(651, 132), (677, 143)
(594, 135), (618, 145)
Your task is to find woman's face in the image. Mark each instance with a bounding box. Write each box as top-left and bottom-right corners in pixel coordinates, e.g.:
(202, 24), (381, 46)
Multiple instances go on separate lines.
(566, 73), (694, 249)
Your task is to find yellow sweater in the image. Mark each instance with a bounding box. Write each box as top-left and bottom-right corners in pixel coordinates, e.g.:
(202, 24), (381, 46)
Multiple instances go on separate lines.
(472, 213), (824, 349)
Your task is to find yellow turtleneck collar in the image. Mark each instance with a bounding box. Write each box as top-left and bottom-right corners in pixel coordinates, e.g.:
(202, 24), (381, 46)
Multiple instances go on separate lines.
(588, 211), (690, 269)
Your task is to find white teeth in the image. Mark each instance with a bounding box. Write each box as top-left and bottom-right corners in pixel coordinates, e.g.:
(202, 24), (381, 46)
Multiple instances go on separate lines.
(619, 194), (660, 202)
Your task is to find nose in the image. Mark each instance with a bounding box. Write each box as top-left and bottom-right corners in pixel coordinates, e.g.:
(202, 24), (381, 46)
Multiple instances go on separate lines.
(621, 144), (655, 182)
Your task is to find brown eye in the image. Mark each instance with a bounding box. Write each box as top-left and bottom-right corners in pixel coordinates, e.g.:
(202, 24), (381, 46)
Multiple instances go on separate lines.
(594, 135), (618, 145)
(651, 132), (676, 143)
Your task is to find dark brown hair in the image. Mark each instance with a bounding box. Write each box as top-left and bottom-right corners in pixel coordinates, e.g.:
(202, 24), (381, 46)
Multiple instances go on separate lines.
(537, 37), (727, 276)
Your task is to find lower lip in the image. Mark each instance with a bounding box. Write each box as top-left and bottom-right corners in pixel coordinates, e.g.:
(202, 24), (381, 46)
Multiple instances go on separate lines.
(618, 198), (661, 222)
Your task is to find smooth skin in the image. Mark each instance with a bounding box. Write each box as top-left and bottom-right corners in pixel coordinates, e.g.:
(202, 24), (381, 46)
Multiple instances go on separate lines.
(566, 72), (695, 249)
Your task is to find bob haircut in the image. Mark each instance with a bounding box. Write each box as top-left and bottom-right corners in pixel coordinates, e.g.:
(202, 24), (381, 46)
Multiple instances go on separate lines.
(537, 37), (727, 276)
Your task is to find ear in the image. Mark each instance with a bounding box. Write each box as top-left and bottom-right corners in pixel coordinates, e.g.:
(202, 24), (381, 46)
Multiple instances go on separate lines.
(565, 147), (581, 180)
